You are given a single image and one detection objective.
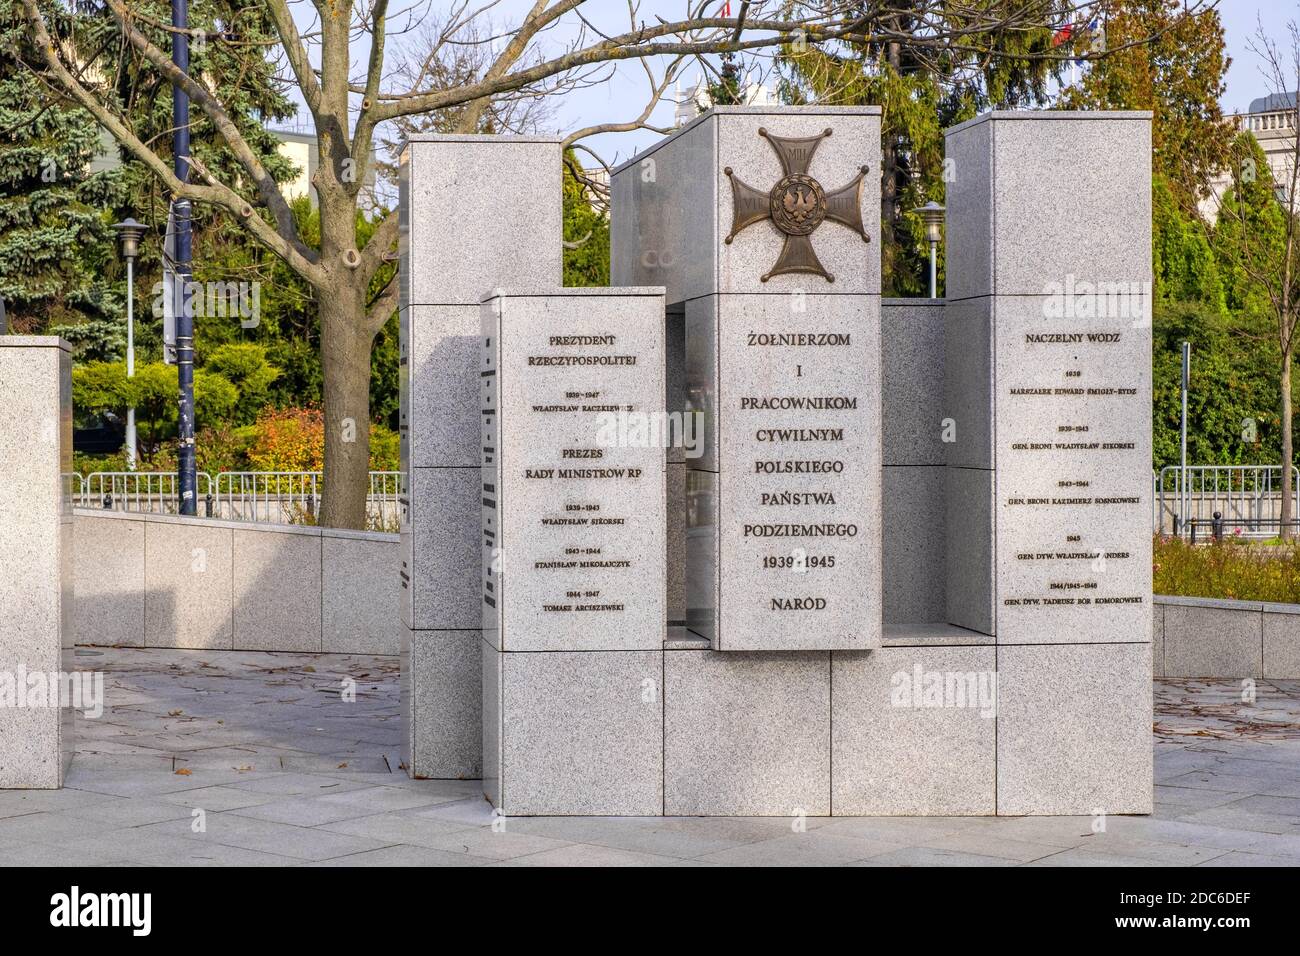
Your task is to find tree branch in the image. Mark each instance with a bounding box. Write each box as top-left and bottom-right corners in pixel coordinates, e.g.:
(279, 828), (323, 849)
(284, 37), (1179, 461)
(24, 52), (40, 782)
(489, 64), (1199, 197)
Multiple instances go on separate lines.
(20, 0), (327, 287)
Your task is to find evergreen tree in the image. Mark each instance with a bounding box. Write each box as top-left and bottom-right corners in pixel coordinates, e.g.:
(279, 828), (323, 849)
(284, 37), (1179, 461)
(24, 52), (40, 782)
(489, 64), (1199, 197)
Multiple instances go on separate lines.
(775, 1), (1066, 295)
(0, 0), (124, 334)
(562, 152), (610, 287)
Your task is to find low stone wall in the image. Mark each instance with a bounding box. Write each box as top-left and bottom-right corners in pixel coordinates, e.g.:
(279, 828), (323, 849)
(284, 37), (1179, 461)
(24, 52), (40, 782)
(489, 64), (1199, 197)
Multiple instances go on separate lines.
(74, 509), (398, 655)
(1154, 595), (1300, 679)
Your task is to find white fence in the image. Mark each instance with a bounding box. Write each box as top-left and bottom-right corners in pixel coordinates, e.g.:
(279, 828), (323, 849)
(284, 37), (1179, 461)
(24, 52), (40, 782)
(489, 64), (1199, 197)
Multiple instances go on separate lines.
(78, 470), (402, 531)
(1155, 464), (1300, 538)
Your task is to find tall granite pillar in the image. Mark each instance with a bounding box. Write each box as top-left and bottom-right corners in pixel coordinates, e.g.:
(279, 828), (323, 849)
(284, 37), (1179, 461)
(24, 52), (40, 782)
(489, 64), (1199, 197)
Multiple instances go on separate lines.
(943, 111), (1154, 814)
(481, 289), (667, 814)
(612, 107), (882, 813)
(398, 135), (561, 778)
(0, 337), (74, 788)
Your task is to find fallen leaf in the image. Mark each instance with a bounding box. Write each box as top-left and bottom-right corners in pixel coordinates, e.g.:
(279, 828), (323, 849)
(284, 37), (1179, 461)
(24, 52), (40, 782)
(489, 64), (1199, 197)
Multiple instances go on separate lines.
(337, 762), (348, 769)
(303, 666), (316, 673)
(174, 768), (192, 776)
(168, 710), (183, 717)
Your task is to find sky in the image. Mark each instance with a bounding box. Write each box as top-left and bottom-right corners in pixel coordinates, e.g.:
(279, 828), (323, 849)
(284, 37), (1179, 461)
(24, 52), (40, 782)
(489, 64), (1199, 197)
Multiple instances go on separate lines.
(280, 1), (1299, 170)
(488, 0), (1300, 169)
(1219, 0), (1296, 114)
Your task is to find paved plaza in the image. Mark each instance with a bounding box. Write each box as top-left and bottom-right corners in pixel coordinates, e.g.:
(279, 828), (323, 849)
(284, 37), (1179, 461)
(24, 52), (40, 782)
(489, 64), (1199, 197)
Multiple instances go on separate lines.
(0, 647), (1296, 867)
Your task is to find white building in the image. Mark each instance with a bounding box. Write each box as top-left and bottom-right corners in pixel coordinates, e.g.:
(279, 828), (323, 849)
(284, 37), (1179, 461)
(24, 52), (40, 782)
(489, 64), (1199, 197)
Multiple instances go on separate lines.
(91, 124), (375, 208)
(673, 75), (776, 127)
(1200, 92), (1297, 221)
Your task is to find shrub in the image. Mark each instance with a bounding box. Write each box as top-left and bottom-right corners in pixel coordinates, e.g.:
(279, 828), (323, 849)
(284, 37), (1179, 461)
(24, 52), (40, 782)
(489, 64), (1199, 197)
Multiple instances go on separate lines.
(1153, 534), (1300, 603)
(246, 406), (325, 472)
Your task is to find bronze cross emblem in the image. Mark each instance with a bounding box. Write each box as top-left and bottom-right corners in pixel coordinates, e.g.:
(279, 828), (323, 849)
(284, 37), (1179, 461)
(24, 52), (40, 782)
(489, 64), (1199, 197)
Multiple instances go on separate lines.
(724, 127), (870, 282)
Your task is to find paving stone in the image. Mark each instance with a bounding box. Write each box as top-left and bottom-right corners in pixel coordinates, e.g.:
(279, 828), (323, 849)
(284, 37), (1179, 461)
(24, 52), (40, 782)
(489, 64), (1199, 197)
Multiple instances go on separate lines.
(857, 846), (1019, 867)
(24, 647), (1300, 867)
(316, 812), (474, 846)
(155, 814), (392, 862)
(303, 844), (493, 867)
(696, 832), (897, 867)
(420, 827), (573, 861)
(225, 795), (390, 827)
(485, 843), (691, 867)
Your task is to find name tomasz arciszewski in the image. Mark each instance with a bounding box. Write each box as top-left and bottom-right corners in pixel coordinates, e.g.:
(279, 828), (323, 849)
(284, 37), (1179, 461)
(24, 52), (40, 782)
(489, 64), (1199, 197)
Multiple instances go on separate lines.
(49, 887), (151, 937)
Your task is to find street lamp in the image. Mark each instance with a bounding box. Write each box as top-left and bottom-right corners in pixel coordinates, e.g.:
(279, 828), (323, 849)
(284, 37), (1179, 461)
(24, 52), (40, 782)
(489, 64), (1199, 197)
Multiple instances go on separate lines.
(113, 218), (147, 471)
(914, 201), (946, 298)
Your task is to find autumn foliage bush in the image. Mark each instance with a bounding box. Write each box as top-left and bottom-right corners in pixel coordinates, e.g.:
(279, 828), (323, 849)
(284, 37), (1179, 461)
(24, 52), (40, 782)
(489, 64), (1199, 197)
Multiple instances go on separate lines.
(245, 406), (399, 472)
(246, 406), (326, 472)
(1154, 534), (1300, 603)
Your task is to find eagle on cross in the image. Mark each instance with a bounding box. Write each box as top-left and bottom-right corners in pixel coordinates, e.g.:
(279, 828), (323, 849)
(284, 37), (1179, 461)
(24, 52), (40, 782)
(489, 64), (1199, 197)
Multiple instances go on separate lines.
(724, 127), (870, 283)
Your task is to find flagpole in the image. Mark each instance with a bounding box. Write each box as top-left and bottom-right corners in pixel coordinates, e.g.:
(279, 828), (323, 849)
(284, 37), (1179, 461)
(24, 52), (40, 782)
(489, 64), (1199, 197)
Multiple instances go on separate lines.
(172, 0), (196, 515)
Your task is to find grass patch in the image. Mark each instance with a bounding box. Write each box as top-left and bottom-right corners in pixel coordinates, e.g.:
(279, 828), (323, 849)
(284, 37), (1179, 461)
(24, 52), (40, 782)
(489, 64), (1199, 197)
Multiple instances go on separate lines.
(1154, 534), (1300, 603)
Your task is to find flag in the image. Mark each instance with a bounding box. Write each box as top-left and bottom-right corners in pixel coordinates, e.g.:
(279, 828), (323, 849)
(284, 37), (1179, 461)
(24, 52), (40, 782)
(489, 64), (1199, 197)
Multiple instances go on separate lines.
(1051, 23), (1073, 47)
(721, 2), (731, 16)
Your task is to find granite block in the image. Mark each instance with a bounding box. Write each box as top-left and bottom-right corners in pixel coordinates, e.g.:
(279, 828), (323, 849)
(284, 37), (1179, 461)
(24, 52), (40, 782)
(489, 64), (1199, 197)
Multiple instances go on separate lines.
(481, 637), (501, 805)
(944, 112), (1153, 296)
(1263, 609), (1300, 679)
(492, 650), (663, 815)
(945, 466), (994, 634)
(996, 642), (1153, 815)
(690, 293), (883, 651)
(73, 512), (145, 648)
(667, 462), (687, 623)
(400, 136), (562, 305)
(611, 107), (881, 302)
(715, 110), (881, 296)
(404, 629), (482, 780)
(942, 115), (993, 301)
(979, 292), (1152, 644)
(1153, 602), (1165, 678)
(405, 304), (482, 468)
(665, 308), (687, 464)
(407, 466), (481, 630)
(883, 465), (946, 625)
(942, 295), (993, 470)
(1164, 604), (1262, 678)
(990, 113), (1152, 293)
(0, 338), (71, 788)
(832, 646), (996, 815)
(143, 517), (233, 650)
(323, 530), (399, 655)
(233, 526), (322, 652)
(610, 112), (717, 304)
(683, 294), (720, 472)
(684, 471), (719, 644)
(481, 289), (668, 652)
(664, 649), (830, 815)
(882, 299), (946, 465)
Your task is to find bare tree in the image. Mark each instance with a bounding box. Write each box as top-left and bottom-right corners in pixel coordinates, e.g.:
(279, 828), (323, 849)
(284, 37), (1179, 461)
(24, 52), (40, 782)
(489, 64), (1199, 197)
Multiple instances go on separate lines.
(19, 0), (1175, 528)
(1218, 17), (1300, 537)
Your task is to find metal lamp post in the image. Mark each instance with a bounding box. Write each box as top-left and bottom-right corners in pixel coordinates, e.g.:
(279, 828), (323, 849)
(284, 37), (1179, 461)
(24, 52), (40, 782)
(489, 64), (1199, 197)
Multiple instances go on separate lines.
(112, 218), (147, 471)
(914, 201), (946, 298)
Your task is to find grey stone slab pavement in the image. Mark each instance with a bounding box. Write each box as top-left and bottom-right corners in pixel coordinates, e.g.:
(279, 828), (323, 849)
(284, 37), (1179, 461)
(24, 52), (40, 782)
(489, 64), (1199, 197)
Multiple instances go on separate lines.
(4, 647), (1298, 866)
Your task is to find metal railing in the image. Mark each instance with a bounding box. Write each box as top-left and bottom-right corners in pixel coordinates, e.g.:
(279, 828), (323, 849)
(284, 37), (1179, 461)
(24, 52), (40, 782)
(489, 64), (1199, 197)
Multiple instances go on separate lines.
(81, 471), (215, 515)
(80, 470), (402, 530)
(1155, 464), (1300, 538)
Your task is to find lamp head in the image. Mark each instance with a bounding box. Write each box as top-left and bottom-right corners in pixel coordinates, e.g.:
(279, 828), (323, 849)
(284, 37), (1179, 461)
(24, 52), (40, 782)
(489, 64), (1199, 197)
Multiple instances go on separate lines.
(112, 218), (147, 260)
(914, 201), (946, 244)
